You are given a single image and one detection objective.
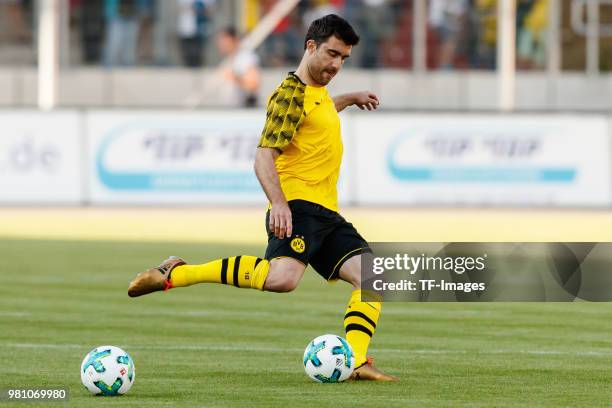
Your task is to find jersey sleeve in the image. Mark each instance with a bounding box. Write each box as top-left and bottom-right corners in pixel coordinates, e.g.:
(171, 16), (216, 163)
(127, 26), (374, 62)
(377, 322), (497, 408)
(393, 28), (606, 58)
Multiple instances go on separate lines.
(258, 79), (306, 151)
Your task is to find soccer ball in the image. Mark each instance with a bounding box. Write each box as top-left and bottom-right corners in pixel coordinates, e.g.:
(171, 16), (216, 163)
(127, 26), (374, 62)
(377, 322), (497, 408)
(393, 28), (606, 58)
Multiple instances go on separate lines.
(80, 345), (135, 395)
(303, 334), (355, 383)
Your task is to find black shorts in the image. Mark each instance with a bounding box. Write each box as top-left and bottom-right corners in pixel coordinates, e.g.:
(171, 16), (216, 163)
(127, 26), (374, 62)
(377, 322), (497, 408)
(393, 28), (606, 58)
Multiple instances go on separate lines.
(264, 200), (371, 280)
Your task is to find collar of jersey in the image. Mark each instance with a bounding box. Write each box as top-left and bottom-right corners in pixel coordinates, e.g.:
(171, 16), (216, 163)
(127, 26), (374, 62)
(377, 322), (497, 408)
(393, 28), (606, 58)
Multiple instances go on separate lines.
(289, 71), (328, 105)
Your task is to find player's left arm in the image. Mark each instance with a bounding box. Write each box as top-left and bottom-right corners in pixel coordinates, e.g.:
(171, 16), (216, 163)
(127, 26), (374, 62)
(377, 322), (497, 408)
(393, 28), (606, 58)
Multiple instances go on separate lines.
(333, 91), (379, 112)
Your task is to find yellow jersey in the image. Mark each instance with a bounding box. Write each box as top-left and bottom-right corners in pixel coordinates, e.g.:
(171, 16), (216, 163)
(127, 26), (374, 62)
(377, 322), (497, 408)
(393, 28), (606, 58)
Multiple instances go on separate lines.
(258, 72), (342, 212)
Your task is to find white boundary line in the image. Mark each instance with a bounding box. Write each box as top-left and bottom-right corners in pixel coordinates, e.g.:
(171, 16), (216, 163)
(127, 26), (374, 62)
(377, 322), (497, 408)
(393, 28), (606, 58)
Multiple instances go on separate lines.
(4, 343), (612, 357)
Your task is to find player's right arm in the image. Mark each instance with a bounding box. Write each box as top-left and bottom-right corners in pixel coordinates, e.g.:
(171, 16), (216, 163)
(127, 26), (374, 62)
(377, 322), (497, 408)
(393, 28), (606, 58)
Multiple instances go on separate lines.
(256, 77), (306, 239)
(254, 147), (292, 239)
(255, 77), (306, 240)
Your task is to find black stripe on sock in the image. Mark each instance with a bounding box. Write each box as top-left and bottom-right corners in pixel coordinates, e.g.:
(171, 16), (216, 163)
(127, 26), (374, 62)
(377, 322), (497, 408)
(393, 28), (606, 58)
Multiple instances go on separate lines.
(232, 256), (241, 288)
(221, 258), (228, 284)
(254, 258), (262, 269)
(344, 311), (377, 329)
(345, 323), (373, 337)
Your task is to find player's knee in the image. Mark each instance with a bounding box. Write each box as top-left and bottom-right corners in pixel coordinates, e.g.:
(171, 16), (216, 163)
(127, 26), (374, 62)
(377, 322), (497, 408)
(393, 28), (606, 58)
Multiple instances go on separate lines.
(274, 278), (300, 292)
(339, 255), (363, 289)
(265, 274), (300, 292)
(263, 264), (303, 293)
(346, 272), (360, 289)
(339, 266), (361, 289)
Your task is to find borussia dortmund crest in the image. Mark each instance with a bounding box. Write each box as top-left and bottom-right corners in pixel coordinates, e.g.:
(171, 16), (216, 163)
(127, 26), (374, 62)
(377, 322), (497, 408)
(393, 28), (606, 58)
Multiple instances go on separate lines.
(290, 236), (306, 253)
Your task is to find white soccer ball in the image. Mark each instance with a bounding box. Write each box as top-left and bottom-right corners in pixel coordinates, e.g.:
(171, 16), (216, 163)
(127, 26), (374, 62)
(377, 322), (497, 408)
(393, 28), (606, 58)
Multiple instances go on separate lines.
(80, 345), (135, 395)
(303, 334), (355, 383)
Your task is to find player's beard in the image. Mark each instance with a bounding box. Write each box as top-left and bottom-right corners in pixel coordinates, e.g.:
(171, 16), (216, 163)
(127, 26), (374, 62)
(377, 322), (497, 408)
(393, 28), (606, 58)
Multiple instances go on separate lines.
(308, 61), (337, 86)
(320, 68), (337, 85)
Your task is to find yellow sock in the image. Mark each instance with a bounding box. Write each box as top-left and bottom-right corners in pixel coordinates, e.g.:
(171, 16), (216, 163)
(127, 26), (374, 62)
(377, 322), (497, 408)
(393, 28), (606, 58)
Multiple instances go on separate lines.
(170, 256), (269, 290)
(344, 289), (381, 367)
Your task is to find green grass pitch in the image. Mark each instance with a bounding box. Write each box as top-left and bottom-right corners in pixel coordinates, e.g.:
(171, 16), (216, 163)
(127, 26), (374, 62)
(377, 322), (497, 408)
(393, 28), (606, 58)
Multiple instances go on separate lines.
(1, 239), (612, 407)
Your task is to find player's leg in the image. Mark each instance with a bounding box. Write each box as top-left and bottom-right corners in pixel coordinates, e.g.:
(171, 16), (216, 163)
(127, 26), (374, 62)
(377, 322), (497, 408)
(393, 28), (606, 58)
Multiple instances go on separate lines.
(127, 255), (306, 297)
(128, 201), (313, 297)
(309, 213), (398, 381)
(337, 254), (396, 381)
(127, 254), (269, 296)
(170, 252), (306, 292)
(338, 254), (380, 366)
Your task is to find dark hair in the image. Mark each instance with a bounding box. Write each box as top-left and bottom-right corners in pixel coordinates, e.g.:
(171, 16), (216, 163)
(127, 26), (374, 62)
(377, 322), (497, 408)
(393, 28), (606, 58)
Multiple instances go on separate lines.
(304, 14), (359, 50)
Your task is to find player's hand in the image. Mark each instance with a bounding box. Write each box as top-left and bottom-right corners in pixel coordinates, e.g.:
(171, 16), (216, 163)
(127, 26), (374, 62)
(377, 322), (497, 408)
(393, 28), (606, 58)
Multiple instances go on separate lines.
(353, 91), (379, 111)
(270, 201), (292, 239)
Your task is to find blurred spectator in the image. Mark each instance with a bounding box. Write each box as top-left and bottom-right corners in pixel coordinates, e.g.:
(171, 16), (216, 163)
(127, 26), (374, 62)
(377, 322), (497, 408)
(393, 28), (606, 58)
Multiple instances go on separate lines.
(473, 0), (497, 69)
(103, 0), (143, 67)
(215, 27), (261, 107)
(177, 0), (211, 67)
(379, 0), (413, 68)
(259, 0), (302, 67)
(355, 0), (394, 68)
(429, 0), (468, 69)
(137, 0), (156, 63)
(151, 0), (174, 65)
(79, 0), (105, 64)
(0, 0), (34, 65)
(0, 0), (30, 43)
(516, 0), (548, 69)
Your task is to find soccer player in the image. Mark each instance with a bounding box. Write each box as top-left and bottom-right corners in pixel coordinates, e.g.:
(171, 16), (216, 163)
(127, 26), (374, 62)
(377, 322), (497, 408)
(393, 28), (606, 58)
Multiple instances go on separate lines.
(128, 14), (397, 382)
